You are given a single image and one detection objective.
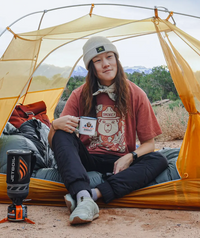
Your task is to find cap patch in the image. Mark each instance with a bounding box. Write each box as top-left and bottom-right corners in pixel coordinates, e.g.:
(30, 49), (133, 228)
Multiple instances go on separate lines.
(96, 46), (105, 53)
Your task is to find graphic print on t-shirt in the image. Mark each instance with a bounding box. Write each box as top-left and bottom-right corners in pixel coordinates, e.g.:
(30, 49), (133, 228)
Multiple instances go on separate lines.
(89, 105), (126, 152)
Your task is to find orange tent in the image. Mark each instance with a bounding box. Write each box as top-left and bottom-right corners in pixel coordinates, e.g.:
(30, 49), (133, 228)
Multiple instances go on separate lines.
(0, 4), (200, 209)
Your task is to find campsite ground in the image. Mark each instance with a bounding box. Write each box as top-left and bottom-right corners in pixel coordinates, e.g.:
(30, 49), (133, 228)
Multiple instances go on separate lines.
(1, 140), (199, 238)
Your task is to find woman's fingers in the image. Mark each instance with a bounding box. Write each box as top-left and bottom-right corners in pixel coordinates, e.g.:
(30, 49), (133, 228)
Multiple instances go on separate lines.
(70, 116), (79, 123)
(59, 115), (79, 133)
(68, 124), (77, 133)
(67, 115), (79, 133)
(67, 124), (73, 133)
(71, 121), (79, 128)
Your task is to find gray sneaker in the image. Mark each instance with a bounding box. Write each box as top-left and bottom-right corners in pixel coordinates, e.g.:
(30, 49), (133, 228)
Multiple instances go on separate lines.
(64, 194), (76, 213)
(69, 196), (99, 225)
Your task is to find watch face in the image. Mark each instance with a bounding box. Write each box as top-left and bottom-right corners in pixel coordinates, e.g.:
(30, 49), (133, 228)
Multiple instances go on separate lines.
(132, 152), (137, 160)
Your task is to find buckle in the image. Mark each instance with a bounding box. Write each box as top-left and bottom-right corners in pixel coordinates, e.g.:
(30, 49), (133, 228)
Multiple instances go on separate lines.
(25, 111), (35, 116)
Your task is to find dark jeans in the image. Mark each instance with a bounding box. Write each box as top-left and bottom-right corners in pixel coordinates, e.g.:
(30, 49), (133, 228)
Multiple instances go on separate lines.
(52, 130), (168, 203)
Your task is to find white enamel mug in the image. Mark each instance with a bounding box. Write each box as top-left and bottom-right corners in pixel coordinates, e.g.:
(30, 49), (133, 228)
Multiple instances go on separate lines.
(79, 116), (97, 136)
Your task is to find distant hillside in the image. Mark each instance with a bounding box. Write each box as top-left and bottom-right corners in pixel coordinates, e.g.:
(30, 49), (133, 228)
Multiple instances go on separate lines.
(33, 64), (72, 78)
(123, 66), (152, 74)
(33, 64), (88, 78)
(33, 63), (152, 78)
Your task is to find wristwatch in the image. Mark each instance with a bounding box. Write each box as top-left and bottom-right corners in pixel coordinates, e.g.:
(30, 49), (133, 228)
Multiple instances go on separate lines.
(131, 151), (138, 161)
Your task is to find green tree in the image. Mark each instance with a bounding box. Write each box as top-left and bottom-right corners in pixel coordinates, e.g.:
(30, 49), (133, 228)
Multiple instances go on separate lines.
(61, 76), (85, 100)
(151, 66), (178, 100)
(126, 71), (144, 85)
(126, 66), (179, 102)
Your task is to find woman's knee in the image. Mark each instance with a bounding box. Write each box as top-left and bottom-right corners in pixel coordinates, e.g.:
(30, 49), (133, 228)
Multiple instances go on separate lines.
(52, 130), (78, 151)
(149, 152), (168, 176)
(53, 130), (70, 140)
(154, 151), (168, 169)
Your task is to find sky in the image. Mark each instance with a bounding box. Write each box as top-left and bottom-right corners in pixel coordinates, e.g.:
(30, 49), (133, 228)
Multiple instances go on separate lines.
(0, 0), (200, 69)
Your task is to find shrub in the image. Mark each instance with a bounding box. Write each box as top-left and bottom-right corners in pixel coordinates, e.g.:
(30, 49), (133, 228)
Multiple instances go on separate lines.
(155, 105), (188, 141)
(167, 99), (183, 110)
(54, 100), (66, 119)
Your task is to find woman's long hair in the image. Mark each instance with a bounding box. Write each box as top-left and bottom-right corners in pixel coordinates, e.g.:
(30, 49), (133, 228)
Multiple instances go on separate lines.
(81, 54), (130, 117)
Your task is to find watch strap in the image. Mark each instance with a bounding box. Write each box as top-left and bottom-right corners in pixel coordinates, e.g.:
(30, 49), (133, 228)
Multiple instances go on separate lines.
(131, 151), (138, 161)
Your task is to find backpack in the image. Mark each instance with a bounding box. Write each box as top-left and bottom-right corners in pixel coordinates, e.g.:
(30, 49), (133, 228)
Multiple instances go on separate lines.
(9, 101), (51, 128)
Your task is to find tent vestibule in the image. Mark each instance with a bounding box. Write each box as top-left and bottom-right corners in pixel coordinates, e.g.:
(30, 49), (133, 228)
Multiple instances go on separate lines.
(1, 6), (200, 209)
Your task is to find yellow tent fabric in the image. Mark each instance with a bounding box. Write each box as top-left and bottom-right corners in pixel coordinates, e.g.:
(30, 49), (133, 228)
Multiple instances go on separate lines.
(1, 10), (200, 209)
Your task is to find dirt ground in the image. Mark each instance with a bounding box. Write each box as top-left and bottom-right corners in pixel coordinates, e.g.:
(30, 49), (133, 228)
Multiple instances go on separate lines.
(2, 140), (199, 238)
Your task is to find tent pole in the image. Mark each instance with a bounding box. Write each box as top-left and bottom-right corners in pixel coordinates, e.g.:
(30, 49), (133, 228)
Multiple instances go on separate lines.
(0, 10), (44, 37)
(37, 10), (48, 30)
(1, 3), (200, 37)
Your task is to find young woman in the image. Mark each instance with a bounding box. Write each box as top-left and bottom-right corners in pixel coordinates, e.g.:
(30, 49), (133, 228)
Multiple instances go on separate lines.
(48, 36), (168, 225)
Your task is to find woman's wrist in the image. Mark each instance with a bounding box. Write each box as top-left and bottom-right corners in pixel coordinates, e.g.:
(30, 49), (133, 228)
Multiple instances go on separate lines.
(51, 120), (56, 130)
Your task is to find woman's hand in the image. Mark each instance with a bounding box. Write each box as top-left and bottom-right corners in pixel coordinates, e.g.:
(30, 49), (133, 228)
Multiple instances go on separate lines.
(48, 115), (79, 148)
(113, 153), (133, 174)
(53, 115), (79, 133)
(113, 138), (155, 174)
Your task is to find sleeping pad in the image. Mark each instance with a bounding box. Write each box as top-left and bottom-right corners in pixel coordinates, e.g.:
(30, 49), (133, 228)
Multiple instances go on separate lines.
(0, 119), (180, 189)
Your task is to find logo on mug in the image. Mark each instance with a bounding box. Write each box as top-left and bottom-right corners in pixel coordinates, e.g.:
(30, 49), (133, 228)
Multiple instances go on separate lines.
(83, 121), (94, 132)
(79, 117), (97, 135)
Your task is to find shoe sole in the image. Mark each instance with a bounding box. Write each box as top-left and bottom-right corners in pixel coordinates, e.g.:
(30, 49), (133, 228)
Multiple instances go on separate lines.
(70, 213), (99, 225)
(64, 195), (73, 213)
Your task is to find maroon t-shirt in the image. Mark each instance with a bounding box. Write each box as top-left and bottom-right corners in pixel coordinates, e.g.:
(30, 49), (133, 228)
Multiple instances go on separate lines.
(61, 80), (162, 156)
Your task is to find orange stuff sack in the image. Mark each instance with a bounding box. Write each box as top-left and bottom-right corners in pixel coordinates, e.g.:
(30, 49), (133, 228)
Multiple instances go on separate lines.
(9, 101), (51, 128)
